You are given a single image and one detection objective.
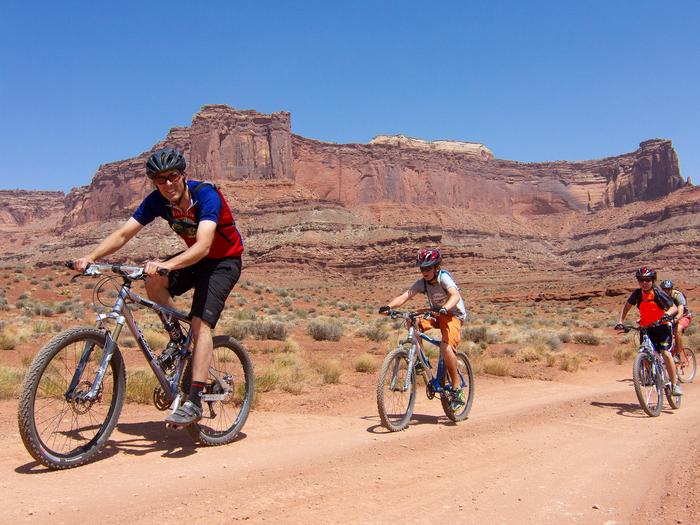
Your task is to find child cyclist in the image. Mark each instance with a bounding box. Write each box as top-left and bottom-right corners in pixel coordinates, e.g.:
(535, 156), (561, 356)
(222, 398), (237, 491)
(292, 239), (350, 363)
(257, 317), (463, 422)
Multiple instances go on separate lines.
(379, 248), (468, 411)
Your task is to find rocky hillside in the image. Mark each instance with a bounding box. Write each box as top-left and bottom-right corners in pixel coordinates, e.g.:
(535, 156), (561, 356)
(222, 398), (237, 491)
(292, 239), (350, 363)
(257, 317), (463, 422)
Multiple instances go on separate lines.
(1, 105), (696, 287)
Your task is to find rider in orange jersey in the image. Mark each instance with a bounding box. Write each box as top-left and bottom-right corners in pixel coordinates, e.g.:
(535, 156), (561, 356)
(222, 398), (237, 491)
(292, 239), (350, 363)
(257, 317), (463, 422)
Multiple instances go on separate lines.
(616, 266), (680, 395)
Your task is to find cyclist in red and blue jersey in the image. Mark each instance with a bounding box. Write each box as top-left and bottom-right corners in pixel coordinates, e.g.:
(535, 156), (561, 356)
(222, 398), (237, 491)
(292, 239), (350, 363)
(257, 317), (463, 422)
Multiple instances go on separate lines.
(74, 147), (243, 425)
(616, 266), (680, 395)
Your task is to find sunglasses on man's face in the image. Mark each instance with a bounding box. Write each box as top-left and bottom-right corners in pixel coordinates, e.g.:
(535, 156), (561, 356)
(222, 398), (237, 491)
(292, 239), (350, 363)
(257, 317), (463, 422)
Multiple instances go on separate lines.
(637, 278), (653, 283)
(153, 172), (182, 185)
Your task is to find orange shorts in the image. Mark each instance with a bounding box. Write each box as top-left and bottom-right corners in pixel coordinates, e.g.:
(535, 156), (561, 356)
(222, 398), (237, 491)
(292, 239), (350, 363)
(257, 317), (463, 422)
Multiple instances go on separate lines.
(419, 314), (463, 348)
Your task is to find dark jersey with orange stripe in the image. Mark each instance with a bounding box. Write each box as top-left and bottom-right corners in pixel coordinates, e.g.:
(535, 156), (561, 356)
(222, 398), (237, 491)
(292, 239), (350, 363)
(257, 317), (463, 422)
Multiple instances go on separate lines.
(626, 287), (674, 327)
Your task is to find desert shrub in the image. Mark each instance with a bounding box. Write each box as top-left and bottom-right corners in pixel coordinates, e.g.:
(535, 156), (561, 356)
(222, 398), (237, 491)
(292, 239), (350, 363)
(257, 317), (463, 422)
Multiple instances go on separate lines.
(572, 333), (601, 346)
(32, 320), (53, 334)
(250, 320), (288, 341)
(515, 348), (542, 363)
(354, 353), (378, 373)
(125, 368), (159, 404)
(255, 368), (279, 392)
(225, 321), (251, 341)
(237, 296), (248, 305)
(308, 317), (343, 341)
(355, 320), (389, 342)
(275, 355), (306, 394)
(559, 354), (581, 372)
(235, 309), (257, 321)
(482, 358), (511, 376)
(0, 333), (17, 350)
(315, 360), (342, 384)
(558, 330), (572, 344)
(545, 353), (557, 367)
(0, 366), (25, 399)
(613, 346), (635, 365)
(462, 325), (499, 344)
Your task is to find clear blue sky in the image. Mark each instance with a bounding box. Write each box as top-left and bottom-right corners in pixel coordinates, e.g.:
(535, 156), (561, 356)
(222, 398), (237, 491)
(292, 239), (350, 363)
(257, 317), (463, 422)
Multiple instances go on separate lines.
(1, 1), (698, 192)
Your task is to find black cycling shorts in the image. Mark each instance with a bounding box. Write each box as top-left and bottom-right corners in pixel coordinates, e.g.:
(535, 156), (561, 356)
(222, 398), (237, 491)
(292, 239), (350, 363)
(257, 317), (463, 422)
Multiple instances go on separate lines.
(645, 323), (673, 352)
(168, 256), (242, 328)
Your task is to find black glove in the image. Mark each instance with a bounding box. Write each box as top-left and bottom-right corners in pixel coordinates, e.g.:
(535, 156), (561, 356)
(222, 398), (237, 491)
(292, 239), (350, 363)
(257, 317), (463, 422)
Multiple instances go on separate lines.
(438, 307), (448, 316)
(378, 305), (390, 314)
(614, 323), (625, 331)
(661, 314), (673, 323)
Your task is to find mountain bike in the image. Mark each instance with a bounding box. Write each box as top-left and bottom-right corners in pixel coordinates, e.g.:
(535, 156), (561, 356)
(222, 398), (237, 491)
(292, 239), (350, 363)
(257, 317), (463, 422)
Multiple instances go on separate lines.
(616, 321), (681, 417)
(17, 263), (254, 469)
(376, 309), (474, 431)
(671, 321), (696, 383)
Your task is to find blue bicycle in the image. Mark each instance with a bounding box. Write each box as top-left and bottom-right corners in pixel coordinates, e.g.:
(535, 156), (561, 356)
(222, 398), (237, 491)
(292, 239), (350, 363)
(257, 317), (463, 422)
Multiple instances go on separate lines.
(376, 309), (474, 431)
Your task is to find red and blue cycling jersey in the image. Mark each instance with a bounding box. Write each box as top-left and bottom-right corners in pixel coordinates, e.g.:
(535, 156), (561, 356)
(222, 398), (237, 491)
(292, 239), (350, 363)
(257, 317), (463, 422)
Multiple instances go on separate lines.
(132, 180), (243, 259)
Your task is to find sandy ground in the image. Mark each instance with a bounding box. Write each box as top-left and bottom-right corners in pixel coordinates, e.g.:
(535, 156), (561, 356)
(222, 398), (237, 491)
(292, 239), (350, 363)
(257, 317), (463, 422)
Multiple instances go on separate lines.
(2, 362), (699, 525)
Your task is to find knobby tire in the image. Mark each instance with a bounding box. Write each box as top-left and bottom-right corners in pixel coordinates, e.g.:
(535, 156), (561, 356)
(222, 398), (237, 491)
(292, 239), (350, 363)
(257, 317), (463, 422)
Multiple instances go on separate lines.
(632, 352), (662, 417)
(17, 328), (125, 469)
(376, 346), (416, 432)
(440, 351), (475, 422)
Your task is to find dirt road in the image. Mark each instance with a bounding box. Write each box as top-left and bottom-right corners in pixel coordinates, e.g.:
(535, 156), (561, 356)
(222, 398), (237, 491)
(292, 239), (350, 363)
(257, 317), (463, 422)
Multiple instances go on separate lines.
(2, 364), (699, 525)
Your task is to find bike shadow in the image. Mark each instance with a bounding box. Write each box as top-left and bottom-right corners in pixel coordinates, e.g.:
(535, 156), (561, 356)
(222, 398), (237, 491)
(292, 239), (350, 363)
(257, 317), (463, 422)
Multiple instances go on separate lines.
(15, 421), (248, 473)
(589, 401), (675, 418)
(363, 413), (456, 434)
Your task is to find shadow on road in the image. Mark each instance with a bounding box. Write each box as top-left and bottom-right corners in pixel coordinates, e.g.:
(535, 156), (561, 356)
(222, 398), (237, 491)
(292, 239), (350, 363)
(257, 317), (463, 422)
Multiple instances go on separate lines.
(589, 400), (674, 418)
(363, 412), (455, 433)
(15, 421), (247, 473)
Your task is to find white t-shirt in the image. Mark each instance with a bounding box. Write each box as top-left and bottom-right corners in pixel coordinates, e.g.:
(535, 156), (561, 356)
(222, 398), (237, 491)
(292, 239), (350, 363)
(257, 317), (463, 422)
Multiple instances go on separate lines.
(407, 270), (467, 321)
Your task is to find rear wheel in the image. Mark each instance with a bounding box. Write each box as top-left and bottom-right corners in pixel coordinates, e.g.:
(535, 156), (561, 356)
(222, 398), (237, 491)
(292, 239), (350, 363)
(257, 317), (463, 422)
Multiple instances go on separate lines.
(632, 352), (662, 417)
(377, 346), (416, 431)
(441, 352), (475, 422)
(676, 347), (697, 383)
(18, 328), (125, 469)
(184, 336), (254, 445)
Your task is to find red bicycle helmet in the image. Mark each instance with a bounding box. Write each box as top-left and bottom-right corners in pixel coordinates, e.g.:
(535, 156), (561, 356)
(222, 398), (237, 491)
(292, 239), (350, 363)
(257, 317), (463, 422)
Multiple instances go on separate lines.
(416, 248), (442, 268)
(635, 266), (657, 280)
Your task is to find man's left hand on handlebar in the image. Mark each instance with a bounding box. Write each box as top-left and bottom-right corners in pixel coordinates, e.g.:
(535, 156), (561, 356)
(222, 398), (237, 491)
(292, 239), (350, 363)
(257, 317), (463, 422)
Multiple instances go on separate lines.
(72, 257), (94, 273)
(144, 261), (171, 277)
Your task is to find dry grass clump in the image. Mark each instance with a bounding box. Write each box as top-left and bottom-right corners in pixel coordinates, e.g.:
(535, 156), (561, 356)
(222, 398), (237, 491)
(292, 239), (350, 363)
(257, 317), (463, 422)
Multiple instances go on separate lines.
(482, 358), (511, 376)
(0, 366), (25, 399)
(143, 328), (169, 352)
(255, 355), (307, 394)
(355, 320), (389, 342)
(0, 333), (18, 350)
(559, 354), (581, 372)
(125, 368), (159, 404)
(308, 317), (343, 341)
(354, 353), (378, 373)
(613, 346), (635, 364)
(314, 360), (342, 384)
(572, 332), (602, 345)
(515, 347), (546, 363)
(461, 325), (499, 344)
(225, 321), (251, 341)
(249, 320), (288, 341)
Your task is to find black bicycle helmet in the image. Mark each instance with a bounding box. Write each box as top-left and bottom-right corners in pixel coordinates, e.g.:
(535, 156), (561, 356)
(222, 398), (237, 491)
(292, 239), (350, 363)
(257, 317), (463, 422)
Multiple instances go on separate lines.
(635, 266), (657, 280)
(660, 279), (673, 289)
(145, 147), (186, 178)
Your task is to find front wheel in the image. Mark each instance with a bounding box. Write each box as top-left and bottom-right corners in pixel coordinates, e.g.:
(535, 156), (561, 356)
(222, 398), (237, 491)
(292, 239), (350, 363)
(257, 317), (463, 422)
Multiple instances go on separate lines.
(376, 346), (417, 431)
(17, 328), (126, 469)
(632, 352), (662, 417)
(184, 336), (254, 445)
(676, 347), (697, 383)
(441, 351), (475, 422)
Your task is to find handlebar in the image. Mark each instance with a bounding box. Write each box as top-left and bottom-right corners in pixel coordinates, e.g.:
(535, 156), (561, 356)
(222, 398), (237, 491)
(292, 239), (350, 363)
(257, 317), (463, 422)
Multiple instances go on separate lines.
(615, 318), (672, 333)
(379, 308), (436, 321)
(66, 262), (169, 279)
